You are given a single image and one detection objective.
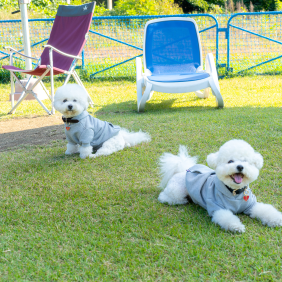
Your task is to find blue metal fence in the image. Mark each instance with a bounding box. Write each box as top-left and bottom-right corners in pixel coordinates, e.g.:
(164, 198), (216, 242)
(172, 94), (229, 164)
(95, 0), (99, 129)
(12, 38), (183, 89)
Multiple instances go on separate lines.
(0, 12), (282, 82)
(227, 12), (282, 74)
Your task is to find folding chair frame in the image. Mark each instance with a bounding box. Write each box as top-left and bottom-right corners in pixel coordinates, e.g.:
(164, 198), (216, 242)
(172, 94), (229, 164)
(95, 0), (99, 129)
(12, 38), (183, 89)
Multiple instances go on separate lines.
(6, 45), (94, 115)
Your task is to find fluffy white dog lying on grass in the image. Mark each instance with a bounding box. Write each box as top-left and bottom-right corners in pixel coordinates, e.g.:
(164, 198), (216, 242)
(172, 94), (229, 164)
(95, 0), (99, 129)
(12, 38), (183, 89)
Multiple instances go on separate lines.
(158, 140), (282, 233)
(54, 84), (151, 159)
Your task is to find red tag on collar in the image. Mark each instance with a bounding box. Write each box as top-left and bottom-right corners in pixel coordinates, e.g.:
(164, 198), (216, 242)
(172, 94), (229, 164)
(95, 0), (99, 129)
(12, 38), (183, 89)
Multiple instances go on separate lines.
(243, 195), (249, 201)
(66, 126), (70, 131)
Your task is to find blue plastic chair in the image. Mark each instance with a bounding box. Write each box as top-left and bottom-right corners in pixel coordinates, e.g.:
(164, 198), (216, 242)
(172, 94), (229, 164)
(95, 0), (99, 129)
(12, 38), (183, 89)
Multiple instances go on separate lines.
(136, 17), (224, 112)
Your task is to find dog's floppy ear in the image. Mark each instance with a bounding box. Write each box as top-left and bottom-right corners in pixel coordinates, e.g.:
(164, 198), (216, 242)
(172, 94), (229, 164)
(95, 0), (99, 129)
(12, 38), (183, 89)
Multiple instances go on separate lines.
(253, 152), (263, 170)
(206, 152), (219, 169)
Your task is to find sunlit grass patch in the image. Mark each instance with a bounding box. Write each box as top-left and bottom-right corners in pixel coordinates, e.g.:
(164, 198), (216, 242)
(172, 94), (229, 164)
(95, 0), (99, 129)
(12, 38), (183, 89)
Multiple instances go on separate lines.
(0, 75), (282, 280)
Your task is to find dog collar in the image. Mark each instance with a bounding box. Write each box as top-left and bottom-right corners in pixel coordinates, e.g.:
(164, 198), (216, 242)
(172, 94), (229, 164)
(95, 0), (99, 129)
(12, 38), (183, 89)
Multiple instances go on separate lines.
(225, 185), (247, 195)
(62, 117), (79, 123)
(226, 185), (250, 201)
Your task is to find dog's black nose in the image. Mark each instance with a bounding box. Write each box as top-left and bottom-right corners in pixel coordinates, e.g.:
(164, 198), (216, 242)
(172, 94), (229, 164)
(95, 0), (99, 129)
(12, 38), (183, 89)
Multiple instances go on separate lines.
(68, 105), (73, 110)
(237, 165), (243, 171)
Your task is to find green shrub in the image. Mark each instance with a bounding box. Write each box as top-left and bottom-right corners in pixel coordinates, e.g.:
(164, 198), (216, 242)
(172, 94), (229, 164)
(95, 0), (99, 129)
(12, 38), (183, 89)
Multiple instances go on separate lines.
(108, 0), (183, 16)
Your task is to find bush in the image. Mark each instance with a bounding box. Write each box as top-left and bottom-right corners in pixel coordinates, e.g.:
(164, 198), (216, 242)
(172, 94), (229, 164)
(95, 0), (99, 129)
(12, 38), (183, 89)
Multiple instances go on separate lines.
(108, 0), (183, 16)
(0, 0), (103, 19)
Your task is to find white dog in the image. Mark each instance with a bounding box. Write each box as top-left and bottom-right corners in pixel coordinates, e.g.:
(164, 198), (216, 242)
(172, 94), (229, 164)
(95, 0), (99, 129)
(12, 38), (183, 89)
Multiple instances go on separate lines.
(54, 84), (151, 159)
(158, 140), (282, 233)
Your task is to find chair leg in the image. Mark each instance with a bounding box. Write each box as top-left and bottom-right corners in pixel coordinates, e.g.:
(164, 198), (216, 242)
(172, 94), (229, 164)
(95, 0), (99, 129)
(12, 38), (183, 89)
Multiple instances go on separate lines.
(206, 53), (224, 108)
(194, 89), (209, 99)
(8, 91), (29, 114)
(8, 73), (31, 113)
(209, 78), (224, 108)
(50, 72), (55, 114)
(136, 57), (153, 112)
(30, 90), (51, 115)
(136, 78), (144, 112)
(136, 57), (143, 109)
(63, 72), (72, 86)
(137, 83), (152, 112)
(39, 80), (50, 100)
(148, 90), (154, 101)
(49, 49), (55, 114)
(72, 71), (94, 107)
(10, 72), (15, 108)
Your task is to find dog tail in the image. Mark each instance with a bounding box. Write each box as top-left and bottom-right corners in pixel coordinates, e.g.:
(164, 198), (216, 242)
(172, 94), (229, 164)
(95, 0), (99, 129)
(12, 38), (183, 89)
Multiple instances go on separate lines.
(159, 145), (197, 188)
(120, 128), (151, 147)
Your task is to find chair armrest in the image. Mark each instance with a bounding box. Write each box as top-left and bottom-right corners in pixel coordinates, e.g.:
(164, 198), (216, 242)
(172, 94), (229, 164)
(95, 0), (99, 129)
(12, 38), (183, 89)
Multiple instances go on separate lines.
(44, 45), (82, 60)
(5, 46), (39, 60)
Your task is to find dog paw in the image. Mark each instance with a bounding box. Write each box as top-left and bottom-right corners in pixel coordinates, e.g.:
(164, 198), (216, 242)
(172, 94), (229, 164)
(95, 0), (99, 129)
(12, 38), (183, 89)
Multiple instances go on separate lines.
(158, 192), (188, 205)
(79, 153), (90, 159)
(226, 223), (246, 233)
(65, 144), (79, 155)
(88, 154), (97, 158)
(265, 215), (282, 227)
(65, 149), (78, 155)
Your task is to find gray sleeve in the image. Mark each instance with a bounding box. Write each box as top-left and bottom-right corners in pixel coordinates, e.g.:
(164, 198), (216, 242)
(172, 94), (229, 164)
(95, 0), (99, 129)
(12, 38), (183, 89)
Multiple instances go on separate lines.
(206, 198), (225, 217)
(79, 128), (94, 147)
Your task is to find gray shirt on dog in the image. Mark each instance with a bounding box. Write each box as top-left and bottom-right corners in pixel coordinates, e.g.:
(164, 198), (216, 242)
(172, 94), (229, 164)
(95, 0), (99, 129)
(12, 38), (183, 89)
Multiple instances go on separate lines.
(185, 164), (257, 216)
(63, 111), (120, 149)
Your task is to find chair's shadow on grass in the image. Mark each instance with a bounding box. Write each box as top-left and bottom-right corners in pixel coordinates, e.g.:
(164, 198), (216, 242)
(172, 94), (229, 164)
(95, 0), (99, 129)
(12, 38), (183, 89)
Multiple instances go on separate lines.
(94, 96), (218, 116)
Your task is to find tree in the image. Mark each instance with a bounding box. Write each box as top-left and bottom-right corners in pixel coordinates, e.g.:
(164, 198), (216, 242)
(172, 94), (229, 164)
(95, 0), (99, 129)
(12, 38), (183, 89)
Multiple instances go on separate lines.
(173, 0), (225, 13)
(173, 0), (282, 12)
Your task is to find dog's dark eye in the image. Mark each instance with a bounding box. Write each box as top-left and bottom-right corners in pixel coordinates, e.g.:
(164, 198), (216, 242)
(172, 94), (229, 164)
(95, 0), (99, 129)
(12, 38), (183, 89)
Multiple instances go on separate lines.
(63, 99), (67, 102)
(228, 160), (234, 163)
(73, 99), (77, 102)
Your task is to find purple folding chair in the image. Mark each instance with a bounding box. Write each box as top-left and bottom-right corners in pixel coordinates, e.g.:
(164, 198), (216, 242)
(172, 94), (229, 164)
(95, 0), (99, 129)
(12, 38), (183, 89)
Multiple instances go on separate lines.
(3, 2), (95, 115)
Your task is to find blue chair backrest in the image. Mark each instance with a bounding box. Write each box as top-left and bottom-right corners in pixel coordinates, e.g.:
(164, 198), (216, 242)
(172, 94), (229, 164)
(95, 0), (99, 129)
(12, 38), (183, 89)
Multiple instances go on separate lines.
(144, 19), (201, 76)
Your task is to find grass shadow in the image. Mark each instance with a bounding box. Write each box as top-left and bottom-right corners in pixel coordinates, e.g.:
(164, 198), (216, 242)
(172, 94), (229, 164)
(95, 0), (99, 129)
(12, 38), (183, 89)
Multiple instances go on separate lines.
(0, 124), (65, 152)
(93, 97), (215, 116)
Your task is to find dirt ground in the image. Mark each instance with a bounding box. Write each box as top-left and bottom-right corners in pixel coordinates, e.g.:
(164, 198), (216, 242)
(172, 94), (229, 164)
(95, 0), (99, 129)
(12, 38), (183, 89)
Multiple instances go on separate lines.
(0, 115), (66, 152)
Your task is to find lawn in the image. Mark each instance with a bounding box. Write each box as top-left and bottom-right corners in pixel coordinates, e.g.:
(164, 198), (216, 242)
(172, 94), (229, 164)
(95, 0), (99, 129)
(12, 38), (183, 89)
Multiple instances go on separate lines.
(0, 75), (282, 280)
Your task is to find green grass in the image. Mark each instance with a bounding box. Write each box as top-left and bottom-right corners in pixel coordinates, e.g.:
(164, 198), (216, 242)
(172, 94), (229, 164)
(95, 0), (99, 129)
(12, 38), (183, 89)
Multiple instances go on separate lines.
(0, 76), (282, 280)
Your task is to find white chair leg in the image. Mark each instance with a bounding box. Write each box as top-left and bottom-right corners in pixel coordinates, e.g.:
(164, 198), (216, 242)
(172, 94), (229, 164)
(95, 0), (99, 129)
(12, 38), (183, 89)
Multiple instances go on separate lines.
(8, 91), (29, 114)
(194, 89), (209, 99)
(10, 72), (15, 108)
(50, 71), (55, 114)
(137, 78), (143, 111)
(136, 57), (144, 112)
(39, 80), (51, 100)
(49, 49), (55, 115)
(148, 90), (154, 101)
(209, 78), (224, 108)
(206, 53), (224, 108)
(30, 91), (51, 115)
(137, 83), (152, 112)
(72, 71), (94, 108)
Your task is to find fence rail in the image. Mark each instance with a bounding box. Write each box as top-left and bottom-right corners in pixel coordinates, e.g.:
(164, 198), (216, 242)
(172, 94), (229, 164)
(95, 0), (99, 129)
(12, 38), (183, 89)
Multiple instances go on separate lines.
(0, 12), (282, 82)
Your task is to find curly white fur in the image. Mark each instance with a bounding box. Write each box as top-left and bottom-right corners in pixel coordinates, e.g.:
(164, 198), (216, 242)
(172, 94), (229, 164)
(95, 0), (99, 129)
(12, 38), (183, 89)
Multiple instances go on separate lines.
(54, 84), (151, 159)
(158, 140), (282, 233)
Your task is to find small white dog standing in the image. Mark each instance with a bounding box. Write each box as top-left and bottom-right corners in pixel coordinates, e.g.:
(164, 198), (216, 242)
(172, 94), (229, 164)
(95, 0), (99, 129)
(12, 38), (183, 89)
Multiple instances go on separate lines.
(54, 84), (151, 159)
(158, 140), (282, 233)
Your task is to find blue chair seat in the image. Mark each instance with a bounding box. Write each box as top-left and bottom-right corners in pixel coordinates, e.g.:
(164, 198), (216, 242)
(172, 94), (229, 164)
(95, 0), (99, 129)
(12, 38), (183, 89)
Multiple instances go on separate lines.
(147, 72), (210, 83)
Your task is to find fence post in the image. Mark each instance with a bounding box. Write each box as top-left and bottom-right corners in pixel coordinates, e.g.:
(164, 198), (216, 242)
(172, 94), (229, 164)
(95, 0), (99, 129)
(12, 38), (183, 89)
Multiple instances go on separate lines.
(226, 16), (231, 72)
